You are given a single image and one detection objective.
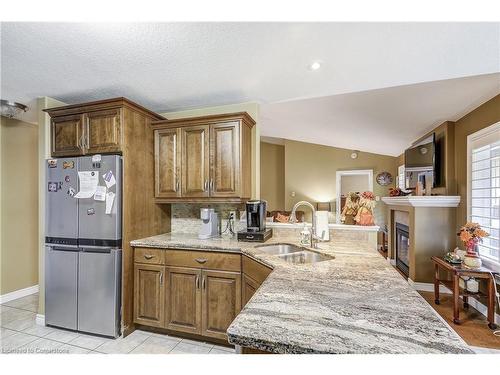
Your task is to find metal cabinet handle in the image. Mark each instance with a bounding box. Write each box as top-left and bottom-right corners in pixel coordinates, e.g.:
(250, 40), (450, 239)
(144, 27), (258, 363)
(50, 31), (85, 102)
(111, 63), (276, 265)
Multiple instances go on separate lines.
(203, 180), (208, 192)
(195, 258), (208, 264)
(144, 254), (154, 260)
(85, 117), (90, 149)
(175, 180), (179, 192)
(79, 133), (85, 150)
(159, 272), (163, 285)
(196, 275), (200, 289)
(210, 179), (214, 191)
(246, 235), (254, 239)
(202, 276), (206, 290)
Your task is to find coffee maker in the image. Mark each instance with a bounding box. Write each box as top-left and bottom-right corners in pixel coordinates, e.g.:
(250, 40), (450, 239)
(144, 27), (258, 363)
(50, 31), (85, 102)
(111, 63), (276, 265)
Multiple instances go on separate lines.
(198, 208), (219, 239)
(237, 200), (272, 242)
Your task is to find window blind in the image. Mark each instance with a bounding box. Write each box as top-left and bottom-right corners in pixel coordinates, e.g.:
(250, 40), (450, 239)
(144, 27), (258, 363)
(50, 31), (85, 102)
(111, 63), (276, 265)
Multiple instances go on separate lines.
(470, 138), (500, 264)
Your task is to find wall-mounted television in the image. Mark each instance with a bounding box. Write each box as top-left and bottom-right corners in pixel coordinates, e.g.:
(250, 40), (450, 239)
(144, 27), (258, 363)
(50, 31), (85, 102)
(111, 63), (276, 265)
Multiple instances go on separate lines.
(404, 133), (436, 189)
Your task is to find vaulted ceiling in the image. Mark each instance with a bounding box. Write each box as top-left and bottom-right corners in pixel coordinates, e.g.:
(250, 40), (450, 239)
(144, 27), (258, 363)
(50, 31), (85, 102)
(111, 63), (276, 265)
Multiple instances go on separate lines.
(1, 22), (499, 154)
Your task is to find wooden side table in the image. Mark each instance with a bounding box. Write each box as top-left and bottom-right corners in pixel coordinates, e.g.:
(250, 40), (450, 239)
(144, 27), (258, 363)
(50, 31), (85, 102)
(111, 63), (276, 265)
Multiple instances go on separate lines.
(431, 256), (498, 329)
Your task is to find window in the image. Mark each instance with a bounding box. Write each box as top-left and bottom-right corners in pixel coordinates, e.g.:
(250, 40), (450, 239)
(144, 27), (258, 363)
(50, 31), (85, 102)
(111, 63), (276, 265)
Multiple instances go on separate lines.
(467, 122), (500, 267)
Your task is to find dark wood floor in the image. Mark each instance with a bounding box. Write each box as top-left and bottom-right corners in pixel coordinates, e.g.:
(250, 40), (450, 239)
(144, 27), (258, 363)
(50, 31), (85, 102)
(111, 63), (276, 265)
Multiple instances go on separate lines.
(419, 291), (500, 349)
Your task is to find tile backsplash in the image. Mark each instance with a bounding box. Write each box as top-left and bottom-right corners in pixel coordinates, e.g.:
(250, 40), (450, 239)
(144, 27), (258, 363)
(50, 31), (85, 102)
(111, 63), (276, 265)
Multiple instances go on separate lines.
(171, 203), (246, 235)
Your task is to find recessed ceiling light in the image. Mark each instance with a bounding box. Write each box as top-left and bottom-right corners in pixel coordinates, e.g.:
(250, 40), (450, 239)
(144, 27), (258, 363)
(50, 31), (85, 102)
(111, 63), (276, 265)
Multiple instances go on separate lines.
(309, 61), (322, 71)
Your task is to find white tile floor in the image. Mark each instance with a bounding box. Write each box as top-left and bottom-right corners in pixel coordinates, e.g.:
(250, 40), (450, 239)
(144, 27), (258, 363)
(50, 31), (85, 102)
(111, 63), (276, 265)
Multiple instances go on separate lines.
(0, 293), (235, 354)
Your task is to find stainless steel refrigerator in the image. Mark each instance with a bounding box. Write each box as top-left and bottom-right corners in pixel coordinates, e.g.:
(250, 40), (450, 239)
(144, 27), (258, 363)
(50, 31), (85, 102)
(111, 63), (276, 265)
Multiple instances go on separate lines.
(45, 155), (122, 337)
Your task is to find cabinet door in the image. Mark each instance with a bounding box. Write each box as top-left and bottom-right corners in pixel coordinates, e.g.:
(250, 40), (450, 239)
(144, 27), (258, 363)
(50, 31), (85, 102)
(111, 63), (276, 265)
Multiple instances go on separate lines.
(210, 122), (240, 197)
(242, 274), (260, 307)
(165, 267), (202, 334)
(155, 128), (181, 198)
(181, 125), (210, 197)
(134, 264), (165, 327)
(84, 109), (122, 154)
(51, 114), (85, 157)
(201, 270), (241, 340)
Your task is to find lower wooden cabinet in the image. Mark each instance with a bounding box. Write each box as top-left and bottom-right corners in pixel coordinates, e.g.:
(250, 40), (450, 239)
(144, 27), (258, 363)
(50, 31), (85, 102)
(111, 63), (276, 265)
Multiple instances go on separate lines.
(134, 264), (165, 327)
(133, 249), (244, 341)
(242, 273), (260, 307)
(201, 270), (241, 340)
(165, 267), (202, 334)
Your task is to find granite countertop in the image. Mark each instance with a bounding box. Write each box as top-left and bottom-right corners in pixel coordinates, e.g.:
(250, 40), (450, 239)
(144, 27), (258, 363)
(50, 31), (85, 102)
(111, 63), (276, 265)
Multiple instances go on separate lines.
(130, 233), (472, 354)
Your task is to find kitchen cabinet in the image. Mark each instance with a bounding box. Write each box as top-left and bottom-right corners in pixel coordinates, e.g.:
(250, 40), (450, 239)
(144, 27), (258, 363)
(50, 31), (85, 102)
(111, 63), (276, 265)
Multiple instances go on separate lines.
(201, 270), (241, 340)
(155, 128), (181, 198)
(134, 263), (165, 328)
(51, 114), (85, 157)
(210, 122), (240, 198)
(152, 112), (255, 203)
(84, 108), (122, 154)
(165, 266), (202, 334)
(46, 97), (161, 157)
(241, 255), (273, 308)
(181, 125), (210, 198)
(132, 247), (243, 342)
(242, 273), (260, 307)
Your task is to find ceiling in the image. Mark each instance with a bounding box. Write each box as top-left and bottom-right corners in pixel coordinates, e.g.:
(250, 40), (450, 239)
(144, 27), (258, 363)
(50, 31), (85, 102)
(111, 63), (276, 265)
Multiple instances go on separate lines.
(1, 22), (499, 154)
(260, 73), (500, 156)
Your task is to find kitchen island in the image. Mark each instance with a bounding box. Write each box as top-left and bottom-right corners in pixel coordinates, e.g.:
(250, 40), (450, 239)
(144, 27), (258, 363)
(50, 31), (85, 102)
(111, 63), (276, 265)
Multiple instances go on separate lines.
(131, 232), (472, 354)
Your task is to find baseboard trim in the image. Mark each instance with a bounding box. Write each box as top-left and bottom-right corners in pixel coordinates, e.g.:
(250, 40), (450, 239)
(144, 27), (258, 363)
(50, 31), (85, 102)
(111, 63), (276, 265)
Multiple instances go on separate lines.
(0, 285), (39, 304)
(408, 280), (500, 325)
(35, 314), (45, 326)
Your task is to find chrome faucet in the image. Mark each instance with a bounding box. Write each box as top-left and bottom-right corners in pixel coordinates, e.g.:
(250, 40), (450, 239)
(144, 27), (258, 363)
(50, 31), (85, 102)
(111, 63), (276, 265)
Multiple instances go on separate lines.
(289, 200), (322, 249)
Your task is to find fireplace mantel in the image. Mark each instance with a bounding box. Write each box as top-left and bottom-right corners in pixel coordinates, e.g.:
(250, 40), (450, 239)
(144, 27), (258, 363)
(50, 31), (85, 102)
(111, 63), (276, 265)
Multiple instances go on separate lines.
(382, 196), (460, 207)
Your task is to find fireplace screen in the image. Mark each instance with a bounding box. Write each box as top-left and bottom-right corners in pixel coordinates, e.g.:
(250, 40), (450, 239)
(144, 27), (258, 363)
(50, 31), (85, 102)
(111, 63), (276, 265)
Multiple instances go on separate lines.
(396, 223), (410, 277)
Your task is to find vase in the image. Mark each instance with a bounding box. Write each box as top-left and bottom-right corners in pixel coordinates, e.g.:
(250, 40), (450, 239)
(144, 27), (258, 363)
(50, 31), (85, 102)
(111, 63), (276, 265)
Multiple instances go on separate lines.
(464, 254), (482, 269)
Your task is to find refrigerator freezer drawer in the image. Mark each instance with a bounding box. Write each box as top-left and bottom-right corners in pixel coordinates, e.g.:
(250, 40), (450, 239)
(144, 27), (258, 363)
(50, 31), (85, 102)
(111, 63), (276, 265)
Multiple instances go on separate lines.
(77, 249), (122, 337)
(45, 246), (78, 330)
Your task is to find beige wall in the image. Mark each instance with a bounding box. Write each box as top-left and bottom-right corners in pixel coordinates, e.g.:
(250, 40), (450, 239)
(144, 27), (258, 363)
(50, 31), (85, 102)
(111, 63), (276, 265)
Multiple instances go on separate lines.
(340, 174), (370, 195)
(260, 142), (285, 211)
(278, 140), (397, 226)
(160, 102), (260, 199)
(37, 97), (67, 314)
(454, 94), (500, 230)
(1, 117), (39, 294)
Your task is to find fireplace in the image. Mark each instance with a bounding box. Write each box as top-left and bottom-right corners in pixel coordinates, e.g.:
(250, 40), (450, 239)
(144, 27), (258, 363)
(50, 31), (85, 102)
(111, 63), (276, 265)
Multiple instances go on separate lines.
(395, 223), (410, 277)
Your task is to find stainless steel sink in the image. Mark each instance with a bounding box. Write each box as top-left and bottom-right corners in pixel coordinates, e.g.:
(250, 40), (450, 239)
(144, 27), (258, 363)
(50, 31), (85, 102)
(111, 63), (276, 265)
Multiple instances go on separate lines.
(255, 243), (303, 255)
(255, 243), (333, 264)
(278, 251), (332, 264)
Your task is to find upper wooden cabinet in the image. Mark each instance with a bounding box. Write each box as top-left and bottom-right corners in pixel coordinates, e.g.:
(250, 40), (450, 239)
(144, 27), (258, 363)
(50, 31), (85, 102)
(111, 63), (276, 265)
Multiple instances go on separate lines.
(155, 128), (181, 198)
(45, 97), (165, 157)
(181, 125), (210, 198)
(152, 112), (255, 203)
(51, 114), (85, 157)
(85, 109), (122, 154)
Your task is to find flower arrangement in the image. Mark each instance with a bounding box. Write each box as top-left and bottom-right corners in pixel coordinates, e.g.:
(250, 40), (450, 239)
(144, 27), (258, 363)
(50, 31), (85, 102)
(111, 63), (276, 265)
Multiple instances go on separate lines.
(457, 222), (489, 258)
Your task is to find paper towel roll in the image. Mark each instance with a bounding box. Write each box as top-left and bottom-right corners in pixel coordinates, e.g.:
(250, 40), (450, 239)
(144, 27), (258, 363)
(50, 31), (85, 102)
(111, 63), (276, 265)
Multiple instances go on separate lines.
(315, 211), (330, 241)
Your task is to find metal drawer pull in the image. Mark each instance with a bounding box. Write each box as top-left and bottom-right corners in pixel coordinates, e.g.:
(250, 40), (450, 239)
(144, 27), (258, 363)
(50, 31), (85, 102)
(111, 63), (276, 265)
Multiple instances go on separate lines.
(144, 254), (154, 260)
(246, 235), (254, 239)
(196, 275), (200, 289)
(195, 258), (208, 264)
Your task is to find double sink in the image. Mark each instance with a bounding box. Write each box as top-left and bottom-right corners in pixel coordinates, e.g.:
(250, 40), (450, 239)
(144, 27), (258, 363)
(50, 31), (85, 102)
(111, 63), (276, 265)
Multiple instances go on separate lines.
(255, 243), (332, 264)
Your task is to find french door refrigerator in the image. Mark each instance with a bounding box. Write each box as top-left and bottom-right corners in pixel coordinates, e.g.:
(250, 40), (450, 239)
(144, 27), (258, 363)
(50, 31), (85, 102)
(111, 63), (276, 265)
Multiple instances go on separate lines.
(45, 155), (122, 337)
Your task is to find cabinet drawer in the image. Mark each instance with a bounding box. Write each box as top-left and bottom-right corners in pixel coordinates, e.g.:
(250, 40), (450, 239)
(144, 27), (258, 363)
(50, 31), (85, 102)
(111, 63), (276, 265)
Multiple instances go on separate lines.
(134, 248), (165, 265)
(242, 255), (272, 284)
(165, 250), (241, 272)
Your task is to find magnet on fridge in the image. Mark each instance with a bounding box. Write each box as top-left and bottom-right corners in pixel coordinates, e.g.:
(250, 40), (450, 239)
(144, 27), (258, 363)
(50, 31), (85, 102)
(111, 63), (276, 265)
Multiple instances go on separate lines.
(92, 154), (102, 169)
(87, 208), (95, 215)
(67, 187), (76, 197)
(65, 176), (71, 182)
(62, 161), (74, 169)
(48, 159), (57, 168)
(48, 182), (57, 192)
